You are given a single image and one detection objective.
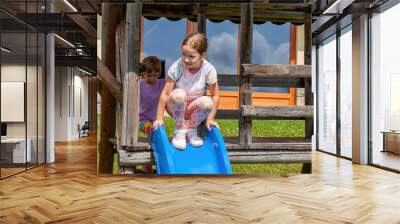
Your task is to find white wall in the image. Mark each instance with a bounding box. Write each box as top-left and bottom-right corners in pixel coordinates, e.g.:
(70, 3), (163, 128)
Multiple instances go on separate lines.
(55, 66), (69, 141)
(55, 67), (89, 141)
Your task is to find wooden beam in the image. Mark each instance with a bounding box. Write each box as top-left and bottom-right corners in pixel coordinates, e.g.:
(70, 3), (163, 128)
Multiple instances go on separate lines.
(241, 64), (311, 78)
(239, 3), (253, 145)
(241, 105), (313, 119)
(119, 150), (311, 166)
(215, 110), (239, 119)
(121, 3), (141, 147)
(218, 74), (305, 88)
(140, 3), (306, 24)
(228, 150), (311, 163)
(97, 57), (123, 103)
(98, 4), (123, 173)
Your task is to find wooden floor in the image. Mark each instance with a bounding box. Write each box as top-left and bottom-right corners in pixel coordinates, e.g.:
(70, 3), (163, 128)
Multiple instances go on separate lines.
(1, 136), (400, 223)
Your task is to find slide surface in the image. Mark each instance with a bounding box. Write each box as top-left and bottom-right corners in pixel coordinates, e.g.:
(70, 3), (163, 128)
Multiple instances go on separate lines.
(151, 126), (232, 174)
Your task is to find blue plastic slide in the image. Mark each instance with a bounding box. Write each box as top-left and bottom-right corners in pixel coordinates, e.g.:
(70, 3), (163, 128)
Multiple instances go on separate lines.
(151, 125), (232, 174)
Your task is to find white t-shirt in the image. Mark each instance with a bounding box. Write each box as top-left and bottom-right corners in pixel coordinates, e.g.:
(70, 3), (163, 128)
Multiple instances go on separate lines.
(167, 58), (218, 101)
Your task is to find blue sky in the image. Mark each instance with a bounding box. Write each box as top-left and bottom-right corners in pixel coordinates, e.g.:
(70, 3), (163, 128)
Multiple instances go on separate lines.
(143, 18), (290, 92)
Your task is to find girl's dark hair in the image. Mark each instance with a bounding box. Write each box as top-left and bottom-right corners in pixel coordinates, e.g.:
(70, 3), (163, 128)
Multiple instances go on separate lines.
(141, 56), (161, 74)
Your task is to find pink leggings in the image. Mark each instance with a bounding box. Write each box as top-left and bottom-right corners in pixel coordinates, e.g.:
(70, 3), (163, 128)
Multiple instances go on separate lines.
(167, 89), (213, 129)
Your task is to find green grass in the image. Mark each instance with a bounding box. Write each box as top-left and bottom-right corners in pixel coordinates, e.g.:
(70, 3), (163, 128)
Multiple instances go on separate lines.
(232, 163), (303, 174)
(98, 114), (305, 174)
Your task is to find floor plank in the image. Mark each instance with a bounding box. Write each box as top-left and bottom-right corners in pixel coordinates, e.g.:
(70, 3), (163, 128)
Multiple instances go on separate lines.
(0, 135), (400, 223)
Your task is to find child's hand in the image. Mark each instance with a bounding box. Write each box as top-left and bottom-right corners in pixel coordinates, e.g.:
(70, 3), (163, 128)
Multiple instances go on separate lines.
(206, 119), (220, 131)
(153, 118), (164, 129)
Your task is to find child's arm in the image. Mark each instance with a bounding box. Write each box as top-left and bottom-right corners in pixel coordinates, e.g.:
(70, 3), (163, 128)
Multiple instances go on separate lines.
(206, 82), (220, 130)
(153, 78), (175, 128)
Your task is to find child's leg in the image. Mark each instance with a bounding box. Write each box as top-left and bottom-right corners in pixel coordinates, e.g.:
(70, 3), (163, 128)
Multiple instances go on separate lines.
(186, 96), (213, 128)
(167, 88), (187, 129)
(139, 120), (153, 139)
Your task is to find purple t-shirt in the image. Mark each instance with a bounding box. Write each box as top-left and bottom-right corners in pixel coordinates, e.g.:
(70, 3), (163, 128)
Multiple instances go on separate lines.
(139, 79), (166, 122)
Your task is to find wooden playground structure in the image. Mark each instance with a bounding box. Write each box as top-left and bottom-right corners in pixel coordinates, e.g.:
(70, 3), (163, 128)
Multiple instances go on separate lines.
(97, 2), (313, 173)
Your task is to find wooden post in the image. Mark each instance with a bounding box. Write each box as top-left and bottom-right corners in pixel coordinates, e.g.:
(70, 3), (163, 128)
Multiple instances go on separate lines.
(195, 4), (207, 138)
(302, 4), (312, 173)
(115, 19), (126, 154)
(99, 4), (123, 173)
(140, 16), (144, 62)
(289, 24), (297, 106)
(304, 4), (313, 139)
(239, 3), (253, 145)
(187, 20), (197, 35)
(121, 3), (141, 146)
(197, 4), (206, 35)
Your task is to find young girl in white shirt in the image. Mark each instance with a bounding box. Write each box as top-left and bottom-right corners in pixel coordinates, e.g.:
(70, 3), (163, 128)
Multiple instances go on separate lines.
(153, 33), (220, 150)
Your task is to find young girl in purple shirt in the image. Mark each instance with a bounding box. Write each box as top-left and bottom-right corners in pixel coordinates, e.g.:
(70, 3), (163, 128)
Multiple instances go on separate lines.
(139, 56), (165, 171)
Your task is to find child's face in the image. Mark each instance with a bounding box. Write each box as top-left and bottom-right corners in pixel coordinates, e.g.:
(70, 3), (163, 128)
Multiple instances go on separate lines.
(181, 45), (205, 70)
(144, 71), (160, 85)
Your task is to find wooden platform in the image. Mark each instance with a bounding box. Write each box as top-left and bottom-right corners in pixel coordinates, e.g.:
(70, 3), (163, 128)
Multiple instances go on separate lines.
(1, 136), (400, 223)
(120, 136), (311, 166)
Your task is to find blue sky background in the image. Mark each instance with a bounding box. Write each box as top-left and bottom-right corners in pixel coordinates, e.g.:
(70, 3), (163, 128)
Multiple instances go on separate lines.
(143, 18), (290, 92)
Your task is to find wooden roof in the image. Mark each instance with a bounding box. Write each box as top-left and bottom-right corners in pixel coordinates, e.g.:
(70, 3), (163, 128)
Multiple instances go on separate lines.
(141, 3), (309, 25)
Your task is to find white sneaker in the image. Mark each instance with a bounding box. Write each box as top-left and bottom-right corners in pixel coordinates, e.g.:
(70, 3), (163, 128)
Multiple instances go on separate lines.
(172, 129), (187, 150)
(186, 128), (203, 147)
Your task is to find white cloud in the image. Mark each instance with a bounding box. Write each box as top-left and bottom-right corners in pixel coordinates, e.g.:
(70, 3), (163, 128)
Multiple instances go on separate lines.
(252, 30), (289, 64)
(208, 32), (238, 74)
(206, 31), (289, 75)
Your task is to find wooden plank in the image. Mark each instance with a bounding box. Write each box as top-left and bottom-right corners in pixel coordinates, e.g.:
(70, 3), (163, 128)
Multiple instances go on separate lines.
(121, 3), (141, 147)
(241, 64), (311, 78)
(215, 110), (309, 120)
(229, 150), (311, 163)
(241, 105), (313, 119)
(140, 3), (306, 24)
(224, 136), (311, 144)
(225, 143), (311, 151)
(215, 110), (239, 119)
(123, 136), (311, 152)
(119, 150), (311, 166)
(218, 74), (305, 88)
(140, 2), (307, 11)
(239, 3), (253, 146)
(119, 150), (153, 166)
(124, 143), (152, 151)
